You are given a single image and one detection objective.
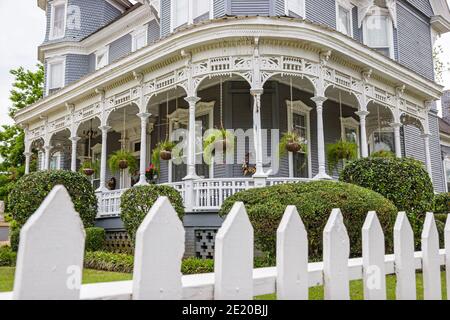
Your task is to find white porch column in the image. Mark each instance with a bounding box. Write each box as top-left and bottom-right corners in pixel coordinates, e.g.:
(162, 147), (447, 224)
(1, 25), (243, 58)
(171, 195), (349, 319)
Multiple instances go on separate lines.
(356, 110), (369, 158)
(43, 145), (51, 170)
(97, 125), (111, 192)
(251, 88), (267, 187)
(311, 96), (331, 180)
(70, 136), (80, 172)
(24, 152), (32, 174)
(184, 96), (200, 212)
(421, 133), (433, 180)
(136, 112), (151, 185)
(391, 122), (402, 158)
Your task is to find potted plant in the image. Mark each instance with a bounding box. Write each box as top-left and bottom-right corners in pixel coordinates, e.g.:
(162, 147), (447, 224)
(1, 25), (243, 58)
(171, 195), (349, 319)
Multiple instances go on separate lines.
(326, 140), (358, 172)
(145, 163), (158, 183)
(279, 131), (307, 157)
(80, 159), (97, 176)
(203, 128), (235, 154)
(152, 140), (176, 161)
(108, 150), (138, 174)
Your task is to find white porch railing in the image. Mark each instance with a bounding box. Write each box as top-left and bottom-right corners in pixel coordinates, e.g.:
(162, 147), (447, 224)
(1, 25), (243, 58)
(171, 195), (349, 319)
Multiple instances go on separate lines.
(2, 186), (446, 300)
(97, 177), (312, 217)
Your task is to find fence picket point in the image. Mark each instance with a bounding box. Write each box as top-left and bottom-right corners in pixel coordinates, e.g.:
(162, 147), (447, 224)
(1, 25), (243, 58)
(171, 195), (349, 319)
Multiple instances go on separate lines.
(323, 208), (350, 300)
(362, 211), (386, 300)
(132, 196), (185, 300)
(393, 212), (416, 300)
(214, 202), (253, 300)
(13, 185), (85, 300)
(276, 206), (308, 300)
(445, 215), (450, 300)
(421, 212), (441, 300)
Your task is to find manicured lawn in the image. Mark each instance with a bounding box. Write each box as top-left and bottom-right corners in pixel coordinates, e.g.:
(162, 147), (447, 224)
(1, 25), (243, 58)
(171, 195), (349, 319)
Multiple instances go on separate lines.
(0, 267), (446, 300)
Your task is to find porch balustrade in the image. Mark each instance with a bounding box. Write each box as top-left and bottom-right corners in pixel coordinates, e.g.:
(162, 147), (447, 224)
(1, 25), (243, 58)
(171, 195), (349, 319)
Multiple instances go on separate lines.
(96, 177), (312, 217)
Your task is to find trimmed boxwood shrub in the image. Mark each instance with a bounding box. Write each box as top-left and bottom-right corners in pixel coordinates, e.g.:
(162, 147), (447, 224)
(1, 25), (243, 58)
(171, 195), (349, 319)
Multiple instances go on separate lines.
(120, 185), (184, 243)
(340, 157), (434, 230)
(434, 193), (450, 214)
(0, 247), (16, 267)
(8, 170), (97, 228)
(85, 227), (106, 252)
(219, 181), (397, 260)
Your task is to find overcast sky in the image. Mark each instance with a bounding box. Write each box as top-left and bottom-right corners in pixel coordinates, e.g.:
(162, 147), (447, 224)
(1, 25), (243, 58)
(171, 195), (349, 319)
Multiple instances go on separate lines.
(0, 0), (449, 128)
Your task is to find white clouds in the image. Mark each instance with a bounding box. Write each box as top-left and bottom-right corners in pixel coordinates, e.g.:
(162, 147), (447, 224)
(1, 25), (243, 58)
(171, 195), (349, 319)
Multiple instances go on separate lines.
(0, 1), (45, 126)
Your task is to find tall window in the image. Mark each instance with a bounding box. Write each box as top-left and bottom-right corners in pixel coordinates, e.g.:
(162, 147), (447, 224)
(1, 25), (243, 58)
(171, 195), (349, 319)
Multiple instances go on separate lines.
(340, 117), (360, 155)
(172, 0), (210, 31)
(336, 0), (353, 37)
(285, 0), (305, 18)
(363, 9), (394, 58)
(95, 47), (109, 70)
(444, 157), (450, 192)
(50, 0), (66, 40)
(47, 58), (65, 93)
(132, 26), (148, 52)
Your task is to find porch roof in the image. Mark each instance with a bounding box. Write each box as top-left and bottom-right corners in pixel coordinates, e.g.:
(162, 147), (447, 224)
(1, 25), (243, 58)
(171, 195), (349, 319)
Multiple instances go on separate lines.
(15, 15), (444, 126)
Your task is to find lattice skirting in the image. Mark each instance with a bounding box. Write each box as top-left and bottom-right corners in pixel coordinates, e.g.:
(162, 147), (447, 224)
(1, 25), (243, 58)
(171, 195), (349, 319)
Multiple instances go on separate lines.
(105, 231), (133, 254)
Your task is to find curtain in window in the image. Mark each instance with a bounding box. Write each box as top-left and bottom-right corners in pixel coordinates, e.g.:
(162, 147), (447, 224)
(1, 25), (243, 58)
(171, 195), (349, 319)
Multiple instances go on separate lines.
(53, 5), (65, 38)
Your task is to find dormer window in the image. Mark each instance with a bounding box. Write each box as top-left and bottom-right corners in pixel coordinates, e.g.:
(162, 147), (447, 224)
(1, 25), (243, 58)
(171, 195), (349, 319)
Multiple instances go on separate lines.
(171, 0), (210, 32)
(336, 0), (353, 37)
(285, 0), (305, 18)
(362, 7), (395, 59)
(49, 0), (66, 40)
(47, 57), (65, 94)
(132, 26), (148, 52)
(95, 47), (109, 70)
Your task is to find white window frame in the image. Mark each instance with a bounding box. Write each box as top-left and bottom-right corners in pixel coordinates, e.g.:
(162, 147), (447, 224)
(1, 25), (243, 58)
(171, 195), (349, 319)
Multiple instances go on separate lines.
(362, 7), (395, 59)
(336, 0), (354, 37)
(46, 56), (66, 95)
(285, 0), (306, 18)
(131, 25), (148, 52)
(49, 0), (67, 40)
(340, 117), (360, 156)
(95, 46), (109, 70)
(286, 100), (312, 178)
(171, 0), (211, 32)
(368, 127), (396, 154)
(49, 151), (62, 170)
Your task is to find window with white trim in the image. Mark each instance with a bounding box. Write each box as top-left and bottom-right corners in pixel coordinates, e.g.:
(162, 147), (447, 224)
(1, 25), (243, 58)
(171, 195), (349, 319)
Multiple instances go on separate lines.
(47, 57), (65, 93)
(369, 128), (395, 154)
(285, 0), (305, 18)
(95, 47), (109, 70)
(172, 0), (210, 31)
(50, 0), (66, 40)
(336, 0), (353, 37)
(340, 117), (360, 155)
(50, 152), (62, 170)
(132, 26), (148, 52)
(363, 8), (395, 58)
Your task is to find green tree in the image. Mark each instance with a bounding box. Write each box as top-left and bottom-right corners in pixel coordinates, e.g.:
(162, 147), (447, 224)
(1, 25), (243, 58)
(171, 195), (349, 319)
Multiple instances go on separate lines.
(0, 64), (44, 204)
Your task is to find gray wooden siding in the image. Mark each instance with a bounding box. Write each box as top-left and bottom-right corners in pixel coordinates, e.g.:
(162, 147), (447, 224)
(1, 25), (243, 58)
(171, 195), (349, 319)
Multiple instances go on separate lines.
(305, 0), (336, 28)
(65, 54), (90, 85)
(109, 34), (132, 64)
(214, 0), (226, 17)
(148, 19), (161, 44)
(428, 112), (446, 192)
(274, 0), (285, 15)
(230, 0), (271, 15)
(160, 0), (171, 38)
(397, 1), (434, 80)
(405, 0), (434, 17)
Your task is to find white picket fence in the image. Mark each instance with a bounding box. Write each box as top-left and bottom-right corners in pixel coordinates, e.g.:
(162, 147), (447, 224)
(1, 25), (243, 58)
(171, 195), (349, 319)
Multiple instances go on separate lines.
(0, 185), (448, 300)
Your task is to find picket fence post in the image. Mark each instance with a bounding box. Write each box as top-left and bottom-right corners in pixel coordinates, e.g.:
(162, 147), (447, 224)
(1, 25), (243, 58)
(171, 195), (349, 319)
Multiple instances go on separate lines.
(214, 202), (254, 300)
(323, 208), (350, 300)
(13, 185), (85, 300)
(362, 211), (386, 300)
(393, 212), (416, 300)
(421, 212), (441, 300)
(132, 197), (185, 300)
(276, 206), (308, 300)
(445, 215), (450, 300)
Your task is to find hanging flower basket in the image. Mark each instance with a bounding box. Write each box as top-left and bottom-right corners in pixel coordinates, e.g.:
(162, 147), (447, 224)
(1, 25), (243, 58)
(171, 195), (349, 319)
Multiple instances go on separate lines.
(80, 160), (98, 177)
(160, 150), (172, 161)
(118, 159), (129, 169)
(279, 131), (307, 157)
(153, 140), (176, 162)
(204, 129), (235, 155)
(83, 168), (95, 176)
(108, 150), (138, 174)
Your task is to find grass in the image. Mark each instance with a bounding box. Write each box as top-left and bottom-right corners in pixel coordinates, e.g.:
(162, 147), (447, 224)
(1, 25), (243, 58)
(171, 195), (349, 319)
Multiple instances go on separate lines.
(0, 267), (446, 300)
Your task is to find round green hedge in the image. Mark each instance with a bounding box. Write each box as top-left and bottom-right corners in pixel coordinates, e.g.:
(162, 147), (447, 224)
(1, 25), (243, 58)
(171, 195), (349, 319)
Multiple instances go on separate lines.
(434, 193), (449, 214)
(339, 157), (434, 226)
(120, 185), (184, 244)
(219, 181), (397, 260)
(8, 170), (97, 228)
(85, 227), (106, 252)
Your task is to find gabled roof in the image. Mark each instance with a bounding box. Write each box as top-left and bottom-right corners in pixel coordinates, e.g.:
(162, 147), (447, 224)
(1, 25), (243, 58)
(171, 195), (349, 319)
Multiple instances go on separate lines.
(37, 0), (134, 11)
